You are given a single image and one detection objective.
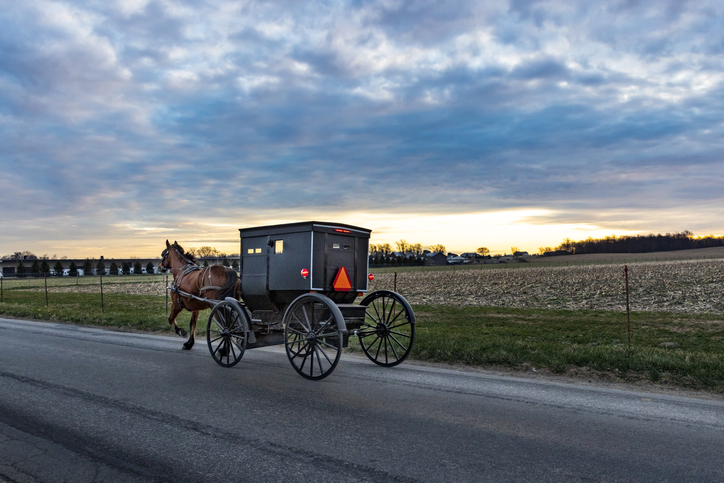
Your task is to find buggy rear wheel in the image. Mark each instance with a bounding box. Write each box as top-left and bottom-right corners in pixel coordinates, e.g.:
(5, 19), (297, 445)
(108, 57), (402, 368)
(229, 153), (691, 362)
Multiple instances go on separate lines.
(207, 300), (248, 368)
(283, 293), (344, 380)
(358, 290), (415, 367)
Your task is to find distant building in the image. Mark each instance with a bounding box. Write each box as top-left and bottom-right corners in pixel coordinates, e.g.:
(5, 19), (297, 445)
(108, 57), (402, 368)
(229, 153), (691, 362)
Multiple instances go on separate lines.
(425, 252), (448, 266)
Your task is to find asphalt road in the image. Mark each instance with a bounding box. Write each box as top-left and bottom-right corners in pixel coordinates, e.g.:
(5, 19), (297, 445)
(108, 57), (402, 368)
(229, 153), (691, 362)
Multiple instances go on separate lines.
(0, 317), (722, 482)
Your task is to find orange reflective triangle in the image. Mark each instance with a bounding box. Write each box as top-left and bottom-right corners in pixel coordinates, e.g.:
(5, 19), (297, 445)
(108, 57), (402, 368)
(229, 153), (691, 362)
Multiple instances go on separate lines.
(333, 266), (352, 291)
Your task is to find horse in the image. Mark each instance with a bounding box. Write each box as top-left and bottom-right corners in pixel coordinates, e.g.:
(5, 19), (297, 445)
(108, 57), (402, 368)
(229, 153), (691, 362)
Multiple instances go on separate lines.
(159, 240), (241, 350)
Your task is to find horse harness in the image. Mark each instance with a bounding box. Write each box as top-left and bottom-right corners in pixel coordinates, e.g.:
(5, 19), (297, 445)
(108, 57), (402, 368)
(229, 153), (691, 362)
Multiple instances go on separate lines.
(168, 263), (227, 310)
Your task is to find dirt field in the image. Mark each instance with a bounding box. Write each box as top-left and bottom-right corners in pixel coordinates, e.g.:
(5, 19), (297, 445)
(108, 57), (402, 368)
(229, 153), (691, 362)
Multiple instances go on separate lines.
(370, 258), (724, 314)
(17, 249), (724, 315)
(527, 246), (724, 264)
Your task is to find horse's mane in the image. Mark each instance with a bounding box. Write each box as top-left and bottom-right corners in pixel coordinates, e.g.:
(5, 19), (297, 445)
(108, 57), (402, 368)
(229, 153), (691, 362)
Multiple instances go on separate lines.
(172, 242), (196, 263)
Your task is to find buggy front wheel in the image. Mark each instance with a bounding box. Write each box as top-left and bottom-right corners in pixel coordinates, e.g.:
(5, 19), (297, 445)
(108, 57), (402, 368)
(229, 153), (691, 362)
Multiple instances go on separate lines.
(207, 300), (248, 368)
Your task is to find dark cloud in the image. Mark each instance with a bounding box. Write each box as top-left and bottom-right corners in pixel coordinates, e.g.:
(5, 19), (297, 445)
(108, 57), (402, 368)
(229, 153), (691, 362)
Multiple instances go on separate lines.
(1, 0), (724, 255)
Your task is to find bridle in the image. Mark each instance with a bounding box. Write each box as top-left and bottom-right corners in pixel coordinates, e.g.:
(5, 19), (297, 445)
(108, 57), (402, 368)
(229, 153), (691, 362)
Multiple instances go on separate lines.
(159, 248), (170, 273)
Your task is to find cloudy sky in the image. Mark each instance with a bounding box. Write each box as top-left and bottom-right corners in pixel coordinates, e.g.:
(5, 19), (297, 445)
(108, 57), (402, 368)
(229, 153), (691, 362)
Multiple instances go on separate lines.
(1, 0), (723, 258)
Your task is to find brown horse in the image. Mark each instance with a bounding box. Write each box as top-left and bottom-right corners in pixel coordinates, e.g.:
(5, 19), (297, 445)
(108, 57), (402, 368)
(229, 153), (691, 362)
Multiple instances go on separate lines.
(159, 240), (241, 350)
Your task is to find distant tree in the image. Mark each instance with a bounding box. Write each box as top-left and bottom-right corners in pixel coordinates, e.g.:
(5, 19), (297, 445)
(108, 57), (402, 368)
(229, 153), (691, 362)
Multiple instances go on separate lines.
(197, 246), (218, 258)
(476, 247), (490, 256)
(96, 259), (106, 275)
(146, 261), (156, 274)
(121, 262), (131, 275)
(538, 247), (553, 255)
(16, 262), (26, 278)
(109, 262), (119, 275)
(68, 261), (78, 277)
(428, 244), (446, 254)
(203, 260), (209, 267)
(231, 259), (239, 271)
(83, 259), (93, 275)
(40, 260), (50, 275)
(221, 255), (230, 267)
(53, 260), (64, 276)
(133, 260), (143, 274)
(409, 243), (423, 257)
(395, 240), (410, 255)
(30, 260), (39, 275)
(510, 247), (520, 255)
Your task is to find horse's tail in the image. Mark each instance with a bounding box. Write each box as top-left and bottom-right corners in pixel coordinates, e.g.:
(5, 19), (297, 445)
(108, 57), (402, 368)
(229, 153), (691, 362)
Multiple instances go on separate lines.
(218, 268), (239, 300)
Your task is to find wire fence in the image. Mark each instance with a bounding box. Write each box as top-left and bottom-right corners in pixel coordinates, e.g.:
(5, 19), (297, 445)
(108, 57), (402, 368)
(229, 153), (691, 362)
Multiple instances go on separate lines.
(0, 273), (171, 314)
(2, 258), (723, 316)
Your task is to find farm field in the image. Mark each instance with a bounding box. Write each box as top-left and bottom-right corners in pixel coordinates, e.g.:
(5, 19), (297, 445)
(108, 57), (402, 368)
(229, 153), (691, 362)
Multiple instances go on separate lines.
(1, 255), (723, 392)
(369, 258), (724, 314)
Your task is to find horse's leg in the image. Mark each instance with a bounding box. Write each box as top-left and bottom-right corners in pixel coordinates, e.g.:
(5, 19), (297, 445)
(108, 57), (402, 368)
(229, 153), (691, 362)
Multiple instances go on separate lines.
(183, 311), (199, 350)
(168, 294), (188, 338)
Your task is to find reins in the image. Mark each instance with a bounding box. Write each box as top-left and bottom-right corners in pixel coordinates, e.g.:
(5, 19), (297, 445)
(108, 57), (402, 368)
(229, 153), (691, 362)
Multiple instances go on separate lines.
(165, 248), (227, 307)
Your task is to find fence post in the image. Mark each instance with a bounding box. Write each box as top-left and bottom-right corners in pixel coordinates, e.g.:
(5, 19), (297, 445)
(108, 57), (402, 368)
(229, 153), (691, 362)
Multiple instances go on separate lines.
(625, 265), (631, 350)
(100, 274), (104, 313)
(1, 276), (3, 303)
(394, 272), (397, 292)
(44, 273), (49, 307)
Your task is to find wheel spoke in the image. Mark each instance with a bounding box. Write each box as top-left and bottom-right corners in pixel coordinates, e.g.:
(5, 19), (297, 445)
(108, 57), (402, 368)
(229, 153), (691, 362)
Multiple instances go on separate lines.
(287, 325), (308, 336)
(387, 335), (400, 360)
(316, 343), (335, 365)
(386, 309), (405, 326)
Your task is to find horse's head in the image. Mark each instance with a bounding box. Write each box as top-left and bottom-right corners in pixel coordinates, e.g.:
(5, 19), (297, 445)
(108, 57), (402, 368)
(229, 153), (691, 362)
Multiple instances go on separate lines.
(159, 240), (195, 273)
(159, 240), (173, 273)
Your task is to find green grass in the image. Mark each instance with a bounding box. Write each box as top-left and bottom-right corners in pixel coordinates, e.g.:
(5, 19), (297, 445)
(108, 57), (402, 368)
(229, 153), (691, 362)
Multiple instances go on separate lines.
(1, 288), (723, 392)
(2, 274), (166, 290)
(407, 305), (724, 392)
(0, 289), (193, 334)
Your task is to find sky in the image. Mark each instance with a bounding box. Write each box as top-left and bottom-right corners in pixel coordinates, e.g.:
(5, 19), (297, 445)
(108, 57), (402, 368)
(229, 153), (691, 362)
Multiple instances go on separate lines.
(1, 0), (723, 258)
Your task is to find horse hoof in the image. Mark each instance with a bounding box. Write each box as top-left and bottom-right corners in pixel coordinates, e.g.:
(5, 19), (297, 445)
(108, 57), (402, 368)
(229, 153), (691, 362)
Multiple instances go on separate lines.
(182, 344), (193, 350)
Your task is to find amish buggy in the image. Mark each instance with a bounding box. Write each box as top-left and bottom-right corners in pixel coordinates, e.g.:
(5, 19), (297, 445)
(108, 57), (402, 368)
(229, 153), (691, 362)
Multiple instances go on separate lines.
(160, 221), (415, 380)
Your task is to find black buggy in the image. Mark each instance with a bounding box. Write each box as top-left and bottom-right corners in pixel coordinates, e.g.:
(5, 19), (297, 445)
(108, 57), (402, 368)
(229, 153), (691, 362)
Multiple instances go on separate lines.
(206, 221), (415, 380)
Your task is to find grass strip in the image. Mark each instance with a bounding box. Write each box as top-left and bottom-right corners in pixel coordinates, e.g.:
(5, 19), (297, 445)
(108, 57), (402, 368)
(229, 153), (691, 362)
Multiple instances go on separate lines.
(1, 291), (722, 392)
(406, 305), (724, 392)
(0, 290), (191, 333)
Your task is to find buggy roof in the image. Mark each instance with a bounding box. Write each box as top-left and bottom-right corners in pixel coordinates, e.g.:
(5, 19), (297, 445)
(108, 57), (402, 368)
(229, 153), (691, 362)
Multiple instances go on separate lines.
(239, 221), (371, 238)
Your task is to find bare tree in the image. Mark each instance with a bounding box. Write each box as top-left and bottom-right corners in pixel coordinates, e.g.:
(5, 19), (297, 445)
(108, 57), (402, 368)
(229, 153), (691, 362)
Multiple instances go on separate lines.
(476, 247), (490, 256)
(197, 246), (218, 258)
(395, 240), (410, 255)
(428, 244), (446, 254)
(410, 243), (423, 257)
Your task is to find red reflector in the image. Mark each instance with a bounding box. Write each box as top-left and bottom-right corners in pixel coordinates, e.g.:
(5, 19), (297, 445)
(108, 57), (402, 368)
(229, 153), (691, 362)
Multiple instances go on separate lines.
(368, 273), (374, 281)
(334, 229), (350, 233)
(301, 268), (309, 279)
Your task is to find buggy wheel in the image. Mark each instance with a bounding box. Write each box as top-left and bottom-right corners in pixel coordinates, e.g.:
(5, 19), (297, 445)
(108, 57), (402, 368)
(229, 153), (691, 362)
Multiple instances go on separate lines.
(283, 293), (344, 380)
(207, 301), (248, 368)
(358, 291), (415, 367)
